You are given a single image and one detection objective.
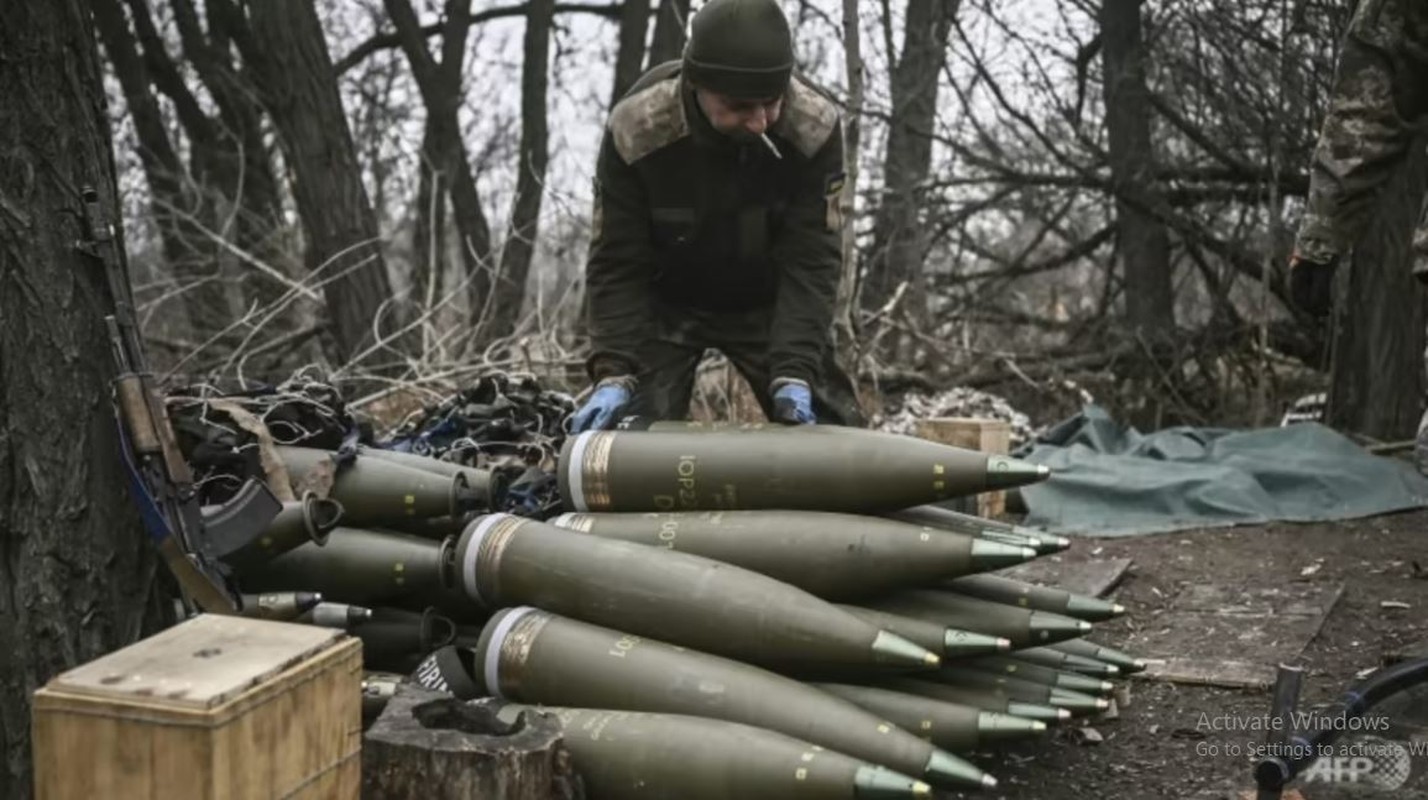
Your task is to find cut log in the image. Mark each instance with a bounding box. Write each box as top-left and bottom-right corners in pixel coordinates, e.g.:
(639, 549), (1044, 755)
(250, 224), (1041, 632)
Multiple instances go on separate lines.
(362, 686), (583, 800)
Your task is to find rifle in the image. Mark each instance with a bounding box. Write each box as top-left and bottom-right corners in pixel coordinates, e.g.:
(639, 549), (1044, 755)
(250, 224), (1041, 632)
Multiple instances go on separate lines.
(77, 186), (281, 614)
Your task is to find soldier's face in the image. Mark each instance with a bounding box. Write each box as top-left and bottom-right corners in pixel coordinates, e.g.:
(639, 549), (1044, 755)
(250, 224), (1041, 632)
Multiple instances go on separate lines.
(695, 90), (784, 141)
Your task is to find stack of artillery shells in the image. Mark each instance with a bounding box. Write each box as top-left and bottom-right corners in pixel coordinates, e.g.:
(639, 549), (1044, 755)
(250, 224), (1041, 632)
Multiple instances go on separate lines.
(234, 424), (1148, 797)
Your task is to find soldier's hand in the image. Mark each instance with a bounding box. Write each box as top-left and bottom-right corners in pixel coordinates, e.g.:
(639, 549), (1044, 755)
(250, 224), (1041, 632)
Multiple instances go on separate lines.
(570, 377), (634, 433)
(1288, 251), (1338, 319)
(770, 378), (815, 425)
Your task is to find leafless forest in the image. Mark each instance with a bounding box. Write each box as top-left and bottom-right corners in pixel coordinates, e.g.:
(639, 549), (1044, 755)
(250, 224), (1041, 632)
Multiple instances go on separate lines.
(94, 0), (1427, 438)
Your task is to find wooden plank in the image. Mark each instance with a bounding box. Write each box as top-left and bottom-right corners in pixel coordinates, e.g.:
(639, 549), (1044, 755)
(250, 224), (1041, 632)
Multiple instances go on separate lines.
(915, 418), (1011, 517)
(1131, 582), (1344, 690)
(1140, 657), (1276, 690)
(1001, 558), (1133, 599)
(46, 614), (341, 710)
(1170, 582), (1342, 617)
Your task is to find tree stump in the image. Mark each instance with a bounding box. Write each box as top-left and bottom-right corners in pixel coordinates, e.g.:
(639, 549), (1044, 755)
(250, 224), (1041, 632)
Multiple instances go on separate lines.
(362, 686), (582, 800)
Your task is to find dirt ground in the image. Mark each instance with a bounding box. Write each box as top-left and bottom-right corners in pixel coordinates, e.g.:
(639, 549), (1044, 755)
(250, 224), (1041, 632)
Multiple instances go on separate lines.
(948, 508), (1428, 800)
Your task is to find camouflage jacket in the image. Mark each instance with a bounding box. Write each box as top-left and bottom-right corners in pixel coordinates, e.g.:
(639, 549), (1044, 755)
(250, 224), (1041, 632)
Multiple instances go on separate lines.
(1296, 0), (1428, 265)
(584, 62), (846, 385)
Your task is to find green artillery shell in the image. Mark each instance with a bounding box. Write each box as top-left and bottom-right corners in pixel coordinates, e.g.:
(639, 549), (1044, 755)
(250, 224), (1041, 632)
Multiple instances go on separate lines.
(960, 656), (1114, 695)
(1005, 646), (1120, 677)
(548, 510), (1035, 600)
(876, 678), (1072, 724)
(616, 417), (783, 431)
(237, 591), (322, 620)
(360, 671), (408, 723)
(838, 605), (1011, 658)
(942, 574), (1124, 621)
(453, 514), (939, 669)
(298, 601), (374, 629)
(890, 505), (1071, 555)
(867, 590), (1091, 648)
(473, 607), (996, 791)
(558, 428), (1050, 514)
(497, 705), (935, 799)
(355, 446), (507, 510)
(239, 526), (455, 607)
(353, 606), (457, 673)
(1047, 638), (1147, 673)
(814, 683), (1047, 752)
(220, 492), (341, 572)
(376, 514), (469, 539)
(920, 668), (1109, 715)
(276, 445), (476, 529)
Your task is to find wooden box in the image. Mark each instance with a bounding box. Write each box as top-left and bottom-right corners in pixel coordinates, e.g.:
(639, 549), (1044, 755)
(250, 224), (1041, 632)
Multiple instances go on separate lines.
(32, 614), (362, 800)
(914, 417), (1013, 517)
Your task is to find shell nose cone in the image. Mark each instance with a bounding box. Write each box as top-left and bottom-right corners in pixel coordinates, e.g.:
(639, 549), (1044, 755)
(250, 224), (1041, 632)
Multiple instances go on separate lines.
(982, 456), (1052, 490)
(871, 630), (941, 668)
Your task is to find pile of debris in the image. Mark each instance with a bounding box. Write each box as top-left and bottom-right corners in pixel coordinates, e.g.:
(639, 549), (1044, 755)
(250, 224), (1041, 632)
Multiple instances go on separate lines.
(876, 386), (1038, 447)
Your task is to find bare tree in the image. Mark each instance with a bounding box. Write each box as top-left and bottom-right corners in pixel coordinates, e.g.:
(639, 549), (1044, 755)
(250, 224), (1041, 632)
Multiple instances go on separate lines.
(835, 0), (864, 356)
(122, 0), (287, 312)
(862, 0), (959, 321)
(385, 0), (495, 317)
(0, 0), (159, 792)
(222, 0), (410, 370)
(646, 0), (689, 67)
(611, 0), (653, 104)
(488, 0), (556, 338)
(91, 0), (219, 334)
(1100, 0), (1174, 338)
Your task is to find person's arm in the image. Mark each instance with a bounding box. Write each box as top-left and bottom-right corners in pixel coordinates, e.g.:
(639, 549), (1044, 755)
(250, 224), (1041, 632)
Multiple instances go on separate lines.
(584, 129), (657, 381)
(767, 124), (845, 384)
(1295, 0), (1428, 262)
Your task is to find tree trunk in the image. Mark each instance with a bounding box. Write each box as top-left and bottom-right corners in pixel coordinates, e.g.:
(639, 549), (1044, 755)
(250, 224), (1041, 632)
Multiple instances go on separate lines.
(228, 0), (409, 370)
(0, 1), (159, 793)
(385, 0), (494, 339)
(91, 0), (214, 335)
(610, 0), (652, 105)
(646, 0), (689, 68)
(862, 0), (957, 318)
(1327, 138), (1428, 440)
(487, 0), (554, 340)
(363, 687), (582, 800)
(1100, 0), (1174, 338)
(834, 0), (863, 367)
(412, 126), (451, 311)
(119, 0), (242, 328)
(170, 0), (288, 306)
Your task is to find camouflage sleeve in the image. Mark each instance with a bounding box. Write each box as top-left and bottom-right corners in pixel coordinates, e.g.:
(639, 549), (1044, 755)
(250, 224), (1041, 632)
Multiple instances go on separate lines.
(1296, 0), (1428, 262)
(767, 125), (845, 384)
(584, 129), (656, 381)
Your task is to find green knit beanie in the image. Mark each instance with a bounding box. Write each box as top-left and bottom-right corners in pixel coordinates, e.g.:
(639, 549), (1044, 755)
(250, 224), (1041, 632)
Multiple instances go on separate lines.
(683, 0), (794, 98)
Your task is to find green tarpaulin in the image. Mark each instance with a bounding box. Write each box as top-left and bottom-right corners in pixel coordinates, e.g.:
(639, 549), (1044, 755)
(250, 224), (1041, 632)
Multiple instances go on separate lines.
(1012, 405), (1428, 537)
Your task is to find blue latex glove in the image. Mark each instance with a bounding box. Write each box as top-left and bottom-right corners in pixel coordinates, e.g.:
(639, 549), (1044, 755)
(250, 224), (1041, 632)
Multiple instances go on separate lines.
(570, 378), (633, 433)
(771, 378), (815, 425)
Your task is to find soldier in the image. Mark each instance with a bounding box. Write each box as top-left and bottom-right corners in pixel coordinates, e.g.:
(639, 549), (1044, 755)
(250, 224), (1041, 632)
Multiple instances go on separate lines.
(569, 0), (864, 433)
(1289, 0), (1428, 469)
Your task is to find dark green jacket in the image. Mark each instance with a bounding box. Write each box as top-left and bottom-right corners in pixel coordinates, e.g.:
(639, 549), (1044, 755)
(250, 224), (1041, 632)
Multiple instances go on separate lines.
(585, 61), (846, 385)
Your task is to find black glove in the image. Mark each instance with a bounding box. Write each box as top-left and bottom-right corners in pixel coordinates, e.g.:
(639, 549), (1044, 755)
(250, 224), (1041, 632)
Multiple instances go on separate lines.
(1288, 252), (1338, 319)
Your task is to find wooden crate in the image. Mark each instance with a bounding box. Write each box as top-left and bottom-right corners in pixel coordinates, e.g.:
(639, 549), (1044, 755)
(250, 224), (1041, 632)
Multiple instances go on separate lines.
(914, 417), (1012, 517)
(32, 614), (362, 800)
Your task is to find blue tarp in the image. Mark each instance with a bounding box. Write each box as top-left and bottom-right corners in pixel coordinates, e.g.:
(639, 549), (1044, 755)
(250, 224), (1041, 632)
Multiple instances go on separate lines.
(1012, 405), (1428, 537)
